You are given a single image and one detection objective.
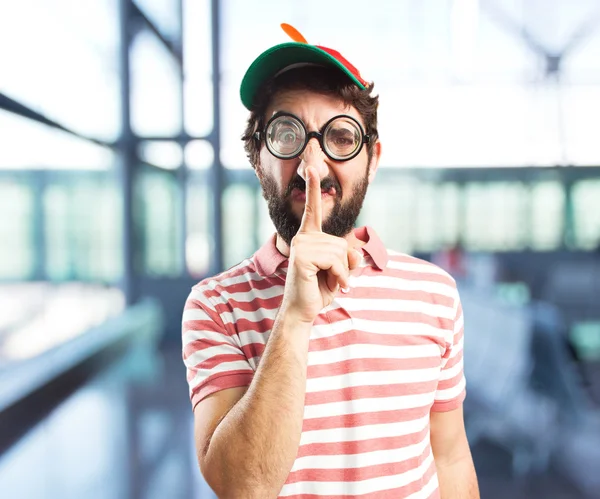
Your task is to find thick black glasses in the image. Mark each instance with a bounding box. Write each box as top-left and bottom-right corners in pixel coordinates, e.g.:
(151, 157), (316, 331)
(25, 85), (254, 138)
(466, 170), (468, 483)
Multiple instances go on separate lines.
(255, 112), (370, 162)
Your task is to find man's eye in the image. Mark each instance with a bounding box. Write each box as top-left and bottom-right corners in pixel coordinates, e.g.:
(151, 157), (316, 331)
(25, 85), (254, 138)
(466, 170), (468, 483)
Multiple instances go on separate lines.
(329, 132), (355, 146)
(280, 131), (297, 143)
(334, 136), (353, 145)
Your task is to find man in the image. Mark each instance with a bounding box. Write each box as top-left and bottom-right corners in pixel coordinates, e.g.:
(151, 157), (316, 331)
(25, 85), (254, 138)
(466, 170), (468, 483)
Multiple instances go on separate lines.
(182, 24), (479, 499)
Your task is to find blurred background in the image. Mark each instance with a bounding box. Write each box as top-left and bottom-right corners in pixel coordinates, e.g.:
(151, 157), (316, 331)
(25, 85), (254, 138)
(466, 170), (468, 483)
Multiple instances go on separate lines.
(1, 0), (600, 498)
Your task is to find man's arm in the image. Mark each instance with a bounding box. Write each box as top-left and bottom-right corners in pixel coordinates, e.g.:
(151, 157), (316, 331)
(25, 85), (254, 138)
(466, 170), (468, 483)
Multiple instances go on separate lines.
(194, 309), (312, 499)
(430, 406), (479, 499)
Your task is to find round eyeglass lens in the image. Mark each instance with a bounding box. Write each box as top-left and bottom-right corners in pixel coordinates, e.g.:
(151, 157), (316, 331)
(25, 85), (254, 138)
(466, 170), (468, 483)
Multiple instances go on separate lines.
(324, 117), (362, 159)
(266, 115), (305, 158)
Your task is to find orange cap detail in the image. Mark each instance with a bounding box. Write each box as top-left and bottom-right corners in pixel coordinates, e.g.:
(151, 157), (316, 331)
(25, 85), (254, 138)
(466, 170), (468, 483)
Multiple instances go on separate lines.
(281, 23), (308, 44)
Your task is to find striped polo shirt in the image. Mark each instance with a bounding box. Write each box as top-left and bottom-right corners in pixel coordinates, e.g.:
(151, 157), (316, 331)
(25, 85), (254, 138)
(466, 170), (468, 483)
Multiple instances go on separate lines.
(182, 225), (466, 498)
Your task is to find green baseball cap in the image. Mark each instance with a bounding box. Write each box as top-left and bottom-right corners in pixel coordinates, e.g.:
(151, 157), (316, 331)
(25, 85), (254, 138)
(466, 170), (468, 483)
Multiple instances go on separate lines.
(240, 23), (369, 110)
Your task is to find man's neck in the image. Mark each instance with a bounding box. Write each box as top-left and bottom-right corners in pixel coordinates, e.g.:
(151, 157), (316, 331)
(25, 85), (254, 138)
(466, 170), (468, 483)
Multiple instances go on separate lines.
(275, 229), (365, 258)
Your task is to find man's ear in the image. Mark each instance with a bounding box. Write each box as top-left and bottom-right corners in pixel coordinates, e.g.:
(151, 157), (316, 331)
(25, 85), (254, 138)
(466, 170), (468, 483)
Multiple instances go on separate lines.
(367, 140), (382, 184)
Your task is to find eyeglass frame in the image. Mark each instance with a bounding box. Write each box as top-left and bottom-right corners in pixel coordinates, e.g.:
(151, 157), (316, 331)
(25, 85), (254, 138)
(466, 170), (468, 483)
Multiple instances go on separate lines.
(254, 112), (371, 162)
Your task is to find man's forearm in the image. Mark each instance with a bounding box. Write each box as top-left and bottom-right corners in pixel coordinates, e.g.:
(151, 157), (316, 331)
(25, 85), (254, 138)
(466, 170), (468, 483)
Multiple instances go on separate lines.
(436, 454), (480, 499)
(202, 308), (311, 498)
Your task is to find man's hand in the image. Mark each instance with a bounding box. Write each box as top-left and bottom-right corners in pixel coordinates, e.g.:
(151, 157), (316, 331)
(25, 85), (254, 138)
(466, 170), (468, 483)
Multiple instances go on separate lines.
(283, 166), (362, 324)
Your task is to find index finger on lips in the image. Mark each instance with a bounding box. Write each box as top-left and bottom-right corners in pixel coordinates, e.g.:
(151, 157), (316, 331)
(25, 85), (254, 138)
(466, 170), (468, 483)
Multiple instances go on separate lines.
(299, 166), (322, 233)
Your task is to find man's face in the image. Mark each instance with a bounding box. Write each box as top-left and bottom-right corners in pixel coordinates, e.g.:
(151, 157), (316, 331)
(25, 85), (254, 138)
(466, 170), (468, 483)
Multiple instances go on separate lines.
(256, 89), (380, 246)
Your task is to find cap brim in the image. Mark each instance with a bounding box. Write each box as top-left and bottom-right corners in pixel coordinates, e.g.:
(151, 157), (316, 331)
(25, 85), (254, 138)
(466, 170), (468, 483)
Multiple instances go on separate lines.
(240, 42), (366, 110)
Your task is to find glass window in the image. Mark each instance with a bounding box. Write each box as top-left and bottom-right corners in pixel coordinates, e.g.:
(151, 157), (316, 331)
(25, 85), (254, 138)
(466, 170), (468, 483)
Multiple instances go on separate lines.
(135, 0), (182, 41)
(185, 140), (214, 170)
(135, 170), (183, 276)
(438, 183), (460, 248)
(378, 84), (565, 168)
(572, 180), (600, 250)
(130, 30), (182, 137)
(183, 0), (213, 137)
(464, 182), (528, 251)
(562, 86), (600, 165)
(413, 183), (439, 252)
(221, 79), (251, 168)
(0, 111), (115, 171)
(359, 176), (418, 254)
(138, 141), (183, 170)
(186, 175), (212, 277)
(530, 181), (564, 251)
(0, 176), (121, 282)
(0, 0), (121, 141)
(0, 283), (125, 364)
(44, 184), (72, 279)
(0, 181), (35, 279)
(222, 184), (257, 269)
(563, 15), (600, 83)
(44, 178), (122, 282)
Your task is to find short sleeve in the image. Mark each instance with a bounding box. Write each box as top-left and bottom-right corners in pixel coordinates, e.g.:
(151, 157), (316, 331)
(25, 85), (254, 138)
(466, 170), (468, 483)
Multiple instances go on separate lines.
(431, 286), (466, 412)
(182, 287), (254, 410)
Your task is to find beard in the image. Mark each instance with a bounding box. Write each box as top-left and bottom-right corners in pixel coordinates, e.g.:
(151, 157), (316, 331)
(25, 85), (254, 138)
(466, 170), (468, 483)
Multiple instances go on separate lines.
(259, 168), (370, 247)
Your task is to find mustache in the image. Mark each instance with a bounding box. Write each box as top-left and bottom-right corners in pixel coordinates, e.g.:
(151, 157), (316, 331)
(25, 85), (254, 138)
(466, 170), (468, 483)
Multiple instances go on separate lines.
(284, 175), (342, 198)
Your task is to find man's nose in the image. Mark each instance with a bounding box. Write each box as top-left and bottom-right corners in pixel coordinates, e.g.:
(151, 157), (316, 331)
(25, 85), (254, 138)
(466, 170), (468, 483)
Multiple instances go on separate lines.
(297, 137), (328, 181)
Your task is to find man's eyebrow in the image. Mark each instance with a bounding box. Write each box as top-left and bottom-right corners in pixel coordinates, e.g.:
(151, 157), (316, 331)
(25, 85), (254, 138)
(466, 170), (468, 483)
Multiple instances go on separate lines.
(328, 127), (354, 134)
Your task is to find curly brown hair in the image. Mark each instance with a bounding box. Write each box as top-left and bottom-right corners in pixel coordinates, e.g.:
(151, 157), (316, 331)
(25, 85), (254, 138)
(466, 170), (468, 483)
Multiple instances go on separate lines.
(241, 65), (379, 169)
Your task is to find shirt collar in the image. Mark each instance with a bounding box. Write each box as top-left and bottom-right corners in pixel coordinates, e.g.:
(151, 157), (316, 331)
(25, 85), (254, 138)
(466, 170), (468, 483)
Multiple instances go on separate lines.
(253, 226), (388, 277)
(353, 226), (389, 270)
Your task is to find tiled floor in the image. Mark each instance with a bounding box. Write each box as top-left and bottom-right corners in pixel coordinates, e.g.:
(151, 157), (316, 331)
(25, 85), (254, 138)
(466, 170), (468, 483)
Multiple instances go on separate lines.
(0, 344), (596, 499)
